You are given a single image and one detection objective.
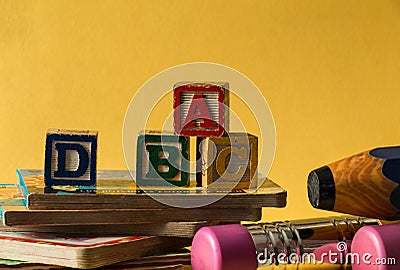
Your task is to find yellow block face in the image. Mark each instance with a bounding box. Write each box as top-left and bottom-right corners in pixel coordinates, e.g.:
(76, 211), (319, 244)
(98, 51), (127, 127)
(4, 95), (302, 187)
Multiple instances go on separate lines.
(201, 133), (258, 190)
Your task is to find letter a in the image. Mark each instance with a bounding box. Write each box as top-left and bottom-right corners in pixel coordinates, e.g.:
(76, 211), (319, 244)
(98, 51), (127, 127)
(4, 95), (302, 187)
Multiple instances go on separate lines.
(182, 94), (216, 129)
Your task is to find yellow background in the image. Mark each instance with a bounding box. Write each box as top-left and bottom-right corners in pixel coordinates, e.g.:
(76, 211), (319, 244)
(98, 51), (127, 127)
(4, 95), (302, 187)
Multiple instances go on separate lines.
(1, 0), (400, 221)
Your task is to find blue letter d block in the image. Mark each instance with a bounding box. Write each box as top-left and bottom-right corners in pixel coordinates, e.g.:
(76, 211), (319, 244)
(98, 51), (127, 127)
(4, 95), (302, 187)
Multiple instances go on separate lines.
(44, 129), (98, 186)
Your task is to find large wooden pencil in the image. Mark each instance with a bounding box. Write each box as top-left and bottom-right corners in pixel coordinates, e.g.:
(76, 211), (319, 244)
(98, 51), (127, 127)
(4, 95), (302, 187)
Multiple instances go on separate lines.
(308, 146), (400, 219)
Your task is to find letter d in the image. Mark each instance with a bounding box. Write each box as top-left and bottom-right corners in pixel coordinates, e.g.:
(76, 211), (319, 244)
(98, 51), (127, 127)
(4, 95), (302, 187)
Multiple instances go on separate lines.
(54, 143), (89, 178)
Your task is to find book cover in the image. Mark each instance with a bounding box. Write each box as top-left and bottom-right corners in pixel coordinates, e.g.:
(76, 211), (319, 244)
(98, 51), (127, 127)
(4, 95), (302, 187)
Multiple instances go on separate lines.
(0, 184), (191, 268)
(0, 184), (26, 206)
(0, 220), (211, 238)
(0, 184), (232, 234)
(0, 231), (189, 269)
(1, 205), (262, 226)
(18, 169), (287, 210)
(0, 248), (191, 269)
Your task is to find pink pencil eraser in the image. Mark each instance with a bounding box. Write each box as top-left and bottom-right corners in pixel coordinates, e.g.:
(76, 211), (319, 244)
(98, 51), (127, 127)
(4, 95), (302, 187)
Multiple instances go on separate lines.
(313, 242), (351, 263)
(191, 224), (257, 270)
(351, 224), (400, 270)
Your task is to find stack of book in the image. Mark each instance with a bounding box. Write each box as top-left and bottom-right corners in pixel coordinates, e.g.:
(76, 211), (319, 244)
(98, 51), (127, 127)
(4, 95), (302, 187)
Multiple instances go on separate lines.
(0, 169), (287, 269)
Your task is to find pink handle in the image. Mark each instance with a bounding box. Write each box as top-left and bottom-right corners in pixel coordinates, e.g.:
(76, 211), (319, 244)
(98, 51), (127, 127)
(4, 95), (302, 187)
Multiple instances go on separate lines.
(351, 223), (400, 270)
(191, 224), (257, 270)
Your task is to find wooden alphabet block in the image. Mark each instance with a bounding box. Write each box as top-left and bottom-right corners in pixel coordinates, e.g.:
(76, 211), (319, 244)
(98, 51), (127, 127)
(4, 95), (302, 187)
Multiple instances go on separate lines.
(44, 129), (98, 186)
(200, 133), (258, 190)
(136, 132), (190, 187)
(173, 82), (229, 136)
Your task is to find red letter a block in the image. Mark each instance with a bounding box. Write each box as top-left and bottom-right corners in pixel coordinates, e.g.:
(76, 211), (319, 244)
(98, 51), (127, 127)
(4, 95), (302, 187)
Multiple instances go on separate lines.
(173, 82), (229, 136)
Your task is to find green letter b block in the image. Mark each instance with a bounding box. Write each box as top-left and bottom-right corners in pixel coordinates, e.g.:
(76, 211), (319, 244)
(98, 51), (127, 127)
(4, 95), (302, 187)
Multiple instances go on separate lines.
(136, 133), (189, 187)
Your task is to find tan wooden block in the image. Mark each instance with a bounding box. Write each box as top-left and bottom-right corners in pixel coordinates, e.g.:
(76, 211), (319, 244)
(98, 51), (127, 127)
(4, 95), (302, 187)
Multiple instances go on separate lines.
(200, 133), (258, 190)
